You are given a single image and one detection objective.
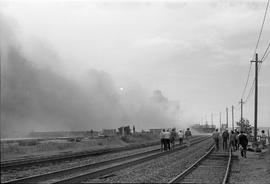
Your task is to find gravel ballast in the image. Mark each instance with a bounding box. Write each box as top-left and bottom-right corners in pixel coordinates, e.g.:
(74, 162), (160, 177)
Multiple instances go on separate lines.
(1, 144), (161, 182)
(84, 139), (213, 183)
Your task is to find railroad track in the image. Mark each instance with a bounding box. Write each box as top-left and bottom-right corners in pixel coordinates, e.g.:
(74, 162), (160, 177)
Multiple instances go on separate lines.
(1, 140), (161, 170)
(3, 136), (210, 184)
(169, 145), (234, 184)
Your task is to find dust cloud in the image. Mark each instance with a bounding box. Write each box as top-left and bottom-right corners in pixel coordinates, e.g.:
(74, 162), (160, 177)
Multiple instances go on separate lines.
(1, 16), (181, 138)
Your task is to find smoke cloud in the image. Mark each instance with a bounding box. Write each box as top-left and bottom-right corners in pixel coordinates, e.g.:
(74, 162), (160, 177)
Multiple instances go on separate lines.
(1, 16), (180, 138)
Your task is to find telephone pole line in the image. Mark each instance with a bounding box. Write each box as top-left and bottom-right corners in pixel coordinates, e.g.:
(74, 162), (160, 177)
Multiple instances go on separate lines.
(226, 107), (228, 128)
(211, 113), (213, 128)
(251, 53), (262, 143)
(205, 115), (208, 127)
(232, 105), (234, 130)
(219, 112), (222, 132)
(239, 99), (244, 122)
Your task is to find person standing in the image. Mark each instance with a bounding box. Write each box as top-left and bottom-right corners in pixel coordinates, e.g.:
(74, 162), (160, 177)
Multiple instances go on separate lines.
(212, 129), (220, 151)
(235, 130), (239, 150)
(164, 129), (171, 151)
(222, 129), (229, 150)
(170, 128), (177, 150)
(261, 130), (267, 149)
(160, 129), (166, 151)
(185, 128), (192, 148)
(178, 129), (184, 145)
(229, 130), (236, 151)
(238, 131), (248, 158)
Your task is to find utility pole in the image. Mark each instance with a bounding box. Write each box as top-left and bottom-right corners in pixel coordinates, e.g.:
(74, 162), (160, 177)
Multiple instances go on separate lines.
(251, 53), (261, 143)
(205, 115), (208, 127)
(211, 113), (213, 128)
(232, 105), (234, 130)
(226, 107), (228, 129)
(219, 112), (222, 132)
(239, 99), (244, 123)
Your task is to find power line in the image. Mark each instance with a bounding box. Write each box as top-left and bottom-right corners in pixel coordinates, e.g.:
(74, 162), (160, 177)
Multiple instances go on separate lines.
(210, 0), (270, 125)
(245, 42), (269, 103)
(244, 73), (255, 103)
(244, 56), (266, 103)
(241, 62), (253, 99)
(242, 0), (269, 101)
(253, 0), (270, 57)
(261, 43), (270, 61)
(262, 47), (270, 62)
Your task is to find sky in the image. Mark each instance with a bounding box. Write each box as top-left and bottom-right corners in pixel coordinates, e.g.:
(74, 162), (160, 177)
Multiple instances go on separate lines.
(1, 0), (270, 131)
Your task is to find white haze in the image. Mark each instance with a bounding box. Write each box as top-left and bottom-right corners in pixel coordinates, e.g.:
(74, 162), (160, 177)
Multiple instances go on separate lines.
(0, 15), (182, 137)
(1, 1), (270, 137)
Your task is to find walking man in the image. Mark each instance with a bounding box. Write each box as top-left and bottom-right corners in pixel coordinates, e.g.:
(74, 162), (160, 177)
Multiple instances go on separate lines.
(222, 129), (229, 150)
(238, 131), (248, 158)
(261, 130), (267, 149)
(160, 129), (166, 151)
(212, 129), (220, 151)
(235, 130), (239, 150)
(178, 129), (184, 145)
(185, 128), (192, 148)
(164, 129), (171, 151)
(229, 130), (236, 151)
(170, 128), (177, 150)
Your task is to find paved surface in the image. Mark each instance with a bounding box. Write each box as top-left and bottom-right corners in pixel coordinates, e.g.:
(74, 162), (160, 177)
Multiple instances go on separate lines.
(229, 147), (270, 184)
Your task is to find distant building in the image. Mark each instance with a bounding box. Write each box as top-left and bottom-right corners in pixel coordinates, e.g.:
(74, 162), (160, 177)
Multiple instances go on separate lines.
(28, 130), (99, 138)
(102, 129), (116, 136)
(118, 126), (131, 135)
(191, 124), (216, 133)
(220, 124), (227, 131)
(149, 128), (163, 135)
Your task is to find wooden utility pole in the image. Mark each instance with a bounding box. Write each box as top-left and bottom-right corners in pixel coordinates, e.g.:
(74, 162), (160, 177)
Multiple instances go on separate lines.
(226, 107), (228, 128)
(251, 53), (261, 143)
(205, 115), (208, 127)
(239, 99), (244, 122)
(219, 112), (222, 132)
(232, 105), (234, 130)
(211, 113), (213, 128)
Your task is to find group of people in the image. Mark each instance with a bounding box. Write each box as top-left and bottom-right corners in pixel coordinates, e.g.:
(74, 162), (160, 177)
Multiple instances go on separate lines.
(160, 128), (192, 151)
(212, 128), (248, 158)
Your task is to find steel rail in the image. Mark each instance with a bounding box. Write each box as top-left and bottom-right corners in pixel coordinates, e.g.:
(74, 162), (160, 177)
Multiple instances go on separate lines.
(169, 145), (232, 184)
(222, 148), (232, 184)
(51, 137), (210, 184)
(3, 136), (210, 184)
(169, 145), (215, 183)
(1, 140), (161, 170)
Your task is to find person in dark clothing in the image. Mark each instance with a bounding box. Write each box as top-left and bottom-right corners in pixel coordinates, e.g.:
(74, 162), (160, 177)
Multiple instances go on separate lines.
(160, 129), (166, 151)
(238, 131), (248, 158)
(170, 128), (177, 150)
(222, 129), (229, 150)
(185, 128), (192, 148)
(164, 129), (171, 151)
(212, 129), (220, 151)
(229, 130), (236, 151)
(235, 130), (239, 150)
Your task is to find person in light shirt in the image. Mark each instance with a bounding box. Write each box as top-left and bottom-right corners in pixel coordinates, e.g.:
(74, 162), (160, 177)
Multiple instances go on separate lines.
(164, 129), (171, 151)
(261, 130), (267, 149)
(178, 129), (184, 145)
